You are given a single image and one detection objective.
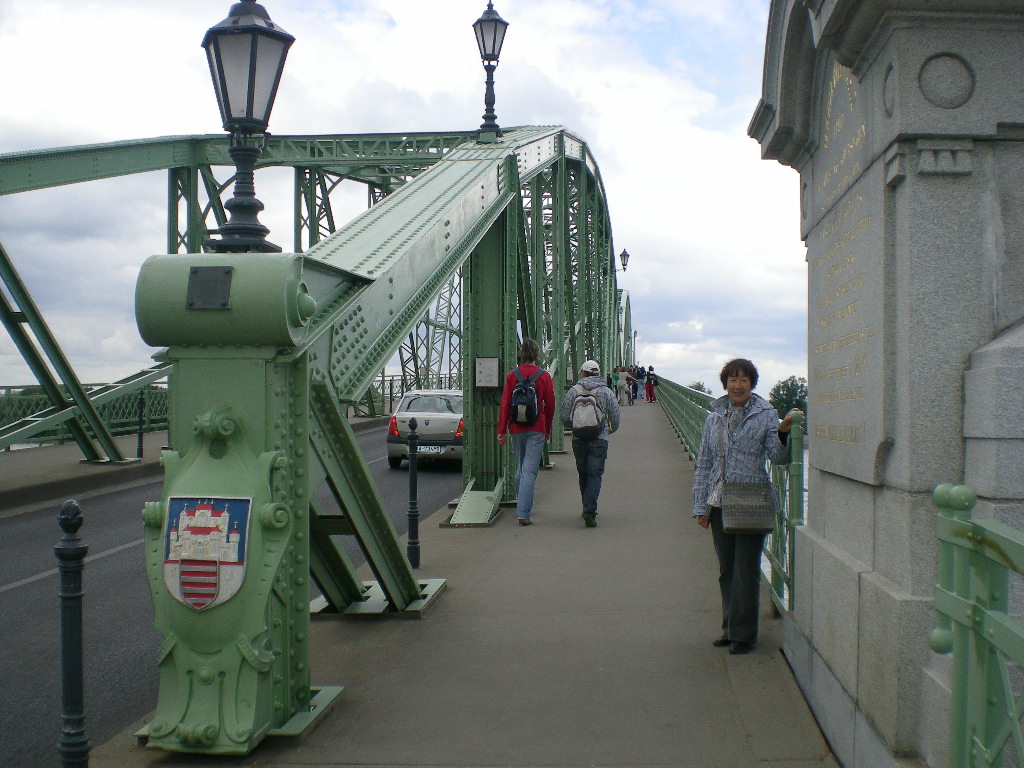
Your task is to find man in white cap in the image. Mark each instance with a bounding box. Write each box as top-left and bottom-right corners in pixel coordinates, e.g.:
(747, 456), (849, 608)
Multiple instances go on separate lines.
(559, 359), (620, 527)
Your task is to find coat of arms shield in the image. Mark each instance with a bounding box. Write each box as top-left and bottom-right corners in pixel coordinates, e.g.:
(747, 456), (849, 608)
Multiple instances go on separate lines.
(162, 497), (252, 611)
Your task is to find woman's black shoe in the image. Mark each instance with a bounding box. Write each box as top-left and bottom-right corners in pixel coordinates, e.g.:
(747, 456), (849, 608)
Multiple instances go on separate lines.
(729, 641), (753, 655)
(712, 636), (732, 648)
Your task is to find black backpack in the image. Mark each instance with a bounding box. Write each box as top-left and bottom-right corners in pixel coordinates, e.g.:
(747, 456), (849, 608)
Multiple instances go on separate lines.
(510, 367), (543, 426)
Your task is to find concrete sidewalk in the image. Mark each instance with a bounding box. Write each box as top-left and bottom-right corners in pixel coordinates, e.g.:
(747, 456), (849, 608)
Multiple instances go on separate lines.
(88, 399), (835, 767)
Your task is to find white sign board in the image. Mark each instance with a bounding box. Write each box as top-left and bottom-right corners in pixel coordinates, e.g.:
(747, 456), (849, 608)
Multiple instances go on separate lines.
(475, 357), (500, 387)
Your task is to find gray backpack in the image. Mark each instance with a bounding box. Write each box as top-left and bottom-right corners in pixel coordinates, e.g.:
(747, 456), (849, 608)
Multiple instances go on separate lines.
(570, 384), (605, 439)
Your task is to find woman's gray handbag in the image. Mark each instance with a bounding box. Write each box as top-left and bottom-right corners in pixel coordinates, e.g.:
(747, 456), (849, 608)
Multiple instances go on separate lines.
(718, 413), (775, 534)
(721, 481), (774, 534)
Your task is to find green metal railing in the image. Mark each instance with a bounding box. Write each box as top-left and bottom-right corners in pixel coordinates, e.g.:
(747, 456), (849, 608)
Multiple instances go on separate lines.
(1, 370), (459, 446)
(931, 483), (1024, 768)
(658, 377), (805, 613)
(0, 361), (172, 451)
(354, 372), (461, 417)
(0, 384), (168, 448)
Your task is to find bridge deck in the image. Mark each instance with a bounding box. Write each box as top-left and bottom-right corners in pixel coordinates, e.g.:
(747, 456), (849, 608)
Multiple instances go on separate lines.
(26, 399), (833, 767)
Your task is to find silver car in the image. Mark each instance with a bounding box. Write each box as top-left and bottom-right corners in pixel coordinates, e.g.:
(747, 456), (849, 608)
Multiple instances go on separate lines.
(386, 389), (464, 468)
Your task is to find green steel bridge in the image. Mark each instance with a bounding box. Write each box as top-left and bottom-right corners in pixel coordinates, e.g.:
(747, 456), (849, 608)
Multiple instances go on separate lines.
(4, 126), (1015, 768)
(0, 126), (640, 753)
(0, 128), (634, 452)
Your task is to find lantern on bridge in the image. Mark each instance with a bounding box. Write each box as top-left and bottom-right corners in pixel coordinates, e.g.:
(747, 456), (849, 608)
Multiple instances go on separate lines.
(202, 0), (294, 253)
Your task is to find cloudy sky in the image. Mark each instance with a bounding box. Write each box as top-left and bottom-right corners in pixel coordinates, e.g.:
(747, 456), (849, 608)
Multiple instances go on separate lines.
(0, 0), (805, 397)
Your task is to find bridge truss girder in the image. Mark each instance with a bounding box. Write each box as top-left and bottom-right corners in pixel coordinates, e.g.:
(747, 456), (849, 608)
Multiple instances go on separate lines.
(1, 126), (630, 756)
(0, 133), (479, 457)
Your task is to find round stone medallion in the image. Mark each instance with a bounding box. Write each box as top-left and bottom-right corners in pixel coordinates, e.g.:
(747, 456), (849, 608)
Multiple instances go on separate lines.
(918, 53), (975, 109)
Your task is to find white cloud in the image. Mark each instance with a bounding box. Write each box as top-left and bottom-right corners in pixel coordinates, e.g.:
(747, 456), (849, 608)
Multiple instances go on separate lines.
(0, 0), (807, 393)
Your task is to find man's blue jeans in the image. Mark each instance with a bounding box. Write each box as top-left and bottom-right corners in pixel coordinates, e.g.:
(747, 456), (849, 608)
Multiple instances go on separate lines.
(511, 431), (545, 520)
(571, 437), (608, 516)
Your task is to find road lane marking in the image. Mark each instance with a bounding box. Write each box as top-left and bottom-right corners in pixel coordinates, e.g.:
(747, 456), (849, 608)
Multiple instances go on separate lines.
(0, 537), (144, 594)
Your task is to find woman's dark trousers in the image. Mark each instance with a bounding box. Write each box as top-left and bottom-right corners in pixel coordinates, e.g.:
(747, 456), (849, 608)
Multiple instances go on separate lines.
(709, 507), (767, 644)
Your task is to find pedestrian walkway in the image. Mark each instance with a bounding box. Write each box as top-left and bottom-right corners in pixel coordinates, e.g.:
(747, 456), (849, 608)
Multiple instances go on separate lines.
(87, 399), (834, 767)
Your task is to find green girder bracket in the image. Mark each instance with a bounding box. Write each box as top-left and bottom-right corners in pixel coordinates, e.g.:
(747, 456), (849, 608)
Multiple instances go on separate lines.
(308, 379), (446, 614)
(440, 476), (505, 527)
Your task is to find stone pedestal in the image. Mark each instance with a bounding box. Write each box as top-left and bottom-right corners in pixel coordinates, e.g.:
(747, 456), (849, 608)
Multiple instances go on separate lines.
(750, 2), (1024, 765)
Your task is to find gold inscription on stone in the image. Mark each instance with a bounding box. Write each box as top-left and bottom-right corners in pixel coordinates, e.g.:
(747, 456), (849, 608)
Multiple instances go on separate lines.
(817, 194), (864, 245)
(820, 300), (859, 328)
(814, 354), (868, 381)
(811, 215), (872, 276)
(824, 162), (863, 210)
(822, 62), (857, 151)
(818, 275), (864, 308)
(820, 124), (867, 193)
(814, 424), (861, 443)
(825, 253), (855, 280)
(813, 327), (875, 356)
(820, 387), (864, 403)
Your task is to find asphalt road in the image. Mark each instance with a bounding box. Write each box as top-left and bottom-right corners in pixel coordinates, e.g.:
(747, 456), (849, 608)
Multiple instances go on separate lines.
(0, 426), (463, 768)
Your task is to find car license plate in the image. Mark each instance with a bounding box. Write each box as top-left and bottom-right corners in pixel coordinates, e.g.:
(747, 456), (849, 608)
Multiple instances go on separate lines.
(417, 445), (442, 454)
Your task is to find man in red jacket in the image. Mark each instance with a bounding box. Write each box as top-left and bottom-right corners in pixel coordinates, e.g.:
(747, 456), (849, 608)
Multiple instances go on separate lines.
(497, 338), (556, 525)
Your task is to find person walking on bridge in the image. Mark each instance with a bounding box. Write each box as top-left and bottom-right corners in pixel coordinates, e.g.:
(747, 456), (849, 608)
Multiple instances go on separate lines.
(498, 338), (555, 526)
(560, 360), (620, 528)
(645, 365), (658, 402)
(691, 358), (800, 655)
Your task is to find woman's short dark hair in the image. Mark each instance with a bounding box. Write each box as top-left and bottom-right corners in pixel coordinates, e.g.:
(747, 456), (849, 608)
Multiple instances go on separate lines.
(719, 358), (758, 389)
(518, 338), (540, 364)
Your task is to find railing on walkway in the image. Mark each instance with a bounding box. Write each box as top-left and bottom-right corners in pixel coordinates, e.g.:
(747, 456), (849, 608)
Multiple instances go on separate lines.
(0, 381), (169, 450)
(658, 377), (806, 613)
(931, 483), (1024, 768)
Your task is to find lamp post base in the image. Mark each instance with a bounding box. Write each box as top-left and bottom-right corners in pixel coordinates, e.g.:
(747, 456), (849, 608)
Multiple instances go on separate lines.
(205, 135), (281, 254)
(204, 236), (282, 254)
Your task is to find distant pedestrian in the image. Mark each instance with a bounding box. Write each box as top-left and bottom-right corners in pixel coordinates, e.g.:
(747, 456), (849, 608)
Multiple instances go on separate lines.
(625, 366), (637, 405)
(497, 338), (556, 525)
(692, 358), (801, 654)
(635, 364), (646, 402)
(645, 365), (658, 402)
(615, 367), (627, 405)
(560, 360), (620, 528)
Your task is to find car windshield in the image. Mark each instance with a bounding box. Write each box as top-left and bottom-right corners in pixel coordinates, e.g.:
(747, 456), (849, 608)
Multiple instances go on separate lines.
(402, 395), (462, 414)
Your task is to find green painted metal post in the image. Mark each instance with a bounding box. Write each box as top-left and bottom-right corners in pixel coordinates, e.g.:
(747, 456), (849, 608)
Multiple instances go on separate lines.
(930, 484), (975, 767)
(547, 152), (568, 455)
(461, 214), (513, 509)
(138, 351), (314, 755)
(134, 251), (343, 755)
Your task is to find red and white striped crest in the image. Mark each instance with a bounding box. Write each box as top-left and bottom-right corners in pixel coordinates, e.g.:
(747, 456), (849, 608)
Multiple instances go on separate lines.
(162, 497), (251, 612)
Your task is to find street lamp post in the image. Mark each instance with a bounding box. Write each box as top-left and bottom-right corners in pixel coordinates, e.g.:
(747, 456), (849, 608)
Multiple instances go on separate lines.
(472, 2), (509, 142)
(619, 249), (630, 271)
(202, 0), (294, 253)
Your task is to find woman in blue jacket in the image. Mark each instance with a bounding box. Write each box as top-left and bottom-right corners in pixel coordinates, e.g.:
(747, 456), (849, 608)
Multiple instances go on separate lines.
(692, 358), (800, 655)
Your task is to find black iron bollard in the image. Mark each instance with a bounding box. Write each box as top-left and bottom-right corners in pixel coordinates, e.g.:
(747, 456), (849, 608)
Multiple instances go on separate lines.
(55, 499), (90, 767)
(406, 417), (420, 568)
(136, 389), (146, 459)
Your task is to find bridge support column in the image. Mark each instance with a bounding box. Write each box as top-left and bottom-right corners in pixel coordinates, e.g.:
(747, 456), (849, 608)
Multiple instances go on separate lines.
(133, 251), (377, 754)
(751, 3), (1024, 766)
(457, 212), (517, 521)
